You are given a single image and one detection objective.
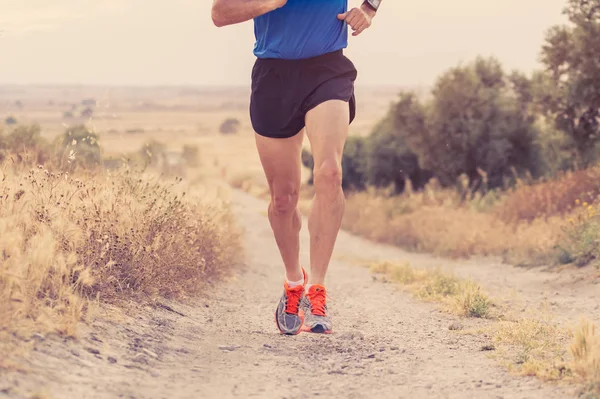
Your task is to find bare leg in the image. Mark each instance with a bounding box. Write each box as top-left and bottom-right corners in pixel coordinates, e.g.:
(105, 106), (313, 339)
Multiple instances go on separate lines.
(254, 131), (305, 282)
(305, 100), (349, 286)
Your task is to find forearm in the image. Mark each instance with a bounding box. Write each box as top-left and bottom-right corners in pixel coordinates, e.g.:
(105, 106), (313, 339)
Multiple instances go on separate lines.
(212, 0), (286, 27)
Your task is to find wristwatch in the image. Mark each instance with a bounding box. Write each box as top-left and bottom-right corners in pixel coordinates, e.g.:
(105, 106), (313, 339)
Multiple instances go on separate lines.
(363, 0), (381, 12)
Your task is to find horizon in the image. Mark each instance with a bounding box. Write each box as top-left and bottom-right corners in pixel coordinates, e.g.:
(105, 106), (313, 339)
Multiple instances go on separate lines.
(0, 0), (568, 87)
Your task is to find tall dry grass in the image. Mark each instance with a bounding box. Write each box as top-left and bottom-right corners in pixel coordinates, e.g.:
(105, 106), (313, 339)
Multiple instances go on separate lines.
(343, 187), (564, 264)
(0, 161), (242, 356)
(497, 166), (600, 223)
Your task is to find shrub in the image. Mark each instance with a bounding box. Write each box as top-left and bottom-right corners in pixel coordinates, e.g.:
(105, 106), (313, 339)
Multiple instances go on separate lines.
(497, 165), (600, 223)
(0, 124), (50, 165)
(182, 144), (200, 167)
(367, 104), (424, 193)
(341, 136), (368, 191)
(0, 165), (242, 340)
(219, 118), (240, 134)
(59, 125), (102, 168)
(5, 116), (17, 125)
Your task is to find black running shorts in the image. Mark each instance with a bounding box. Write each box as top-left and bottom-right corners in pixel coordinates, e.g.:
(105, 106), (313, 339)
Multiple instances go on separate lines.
(250, 50), (357, 139)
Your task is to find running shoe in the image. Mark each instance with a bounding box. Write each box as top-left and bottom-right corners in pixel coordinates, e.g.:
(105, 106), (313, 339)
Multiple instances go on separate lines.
(275, 268), (307, 335)
(301, 285), (332, 334)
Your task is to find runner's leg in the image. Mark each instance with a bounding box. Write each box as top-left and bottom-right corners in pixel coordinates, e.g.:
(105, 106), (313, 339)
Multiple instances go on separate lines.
(255, 130), (305, 282)
(305, 100), (349, 286)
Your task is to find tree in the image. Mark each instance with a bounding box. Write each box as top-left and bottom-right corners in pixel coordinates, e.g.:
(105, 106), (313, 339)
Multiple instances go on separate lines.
(81, 107), (94, 118)
(540, 0), (600, 165)
(368, 102), (423, 193)
(219, 118), (240, 134)
(341, 136), (368, 191)
(404, 57), (539, 190)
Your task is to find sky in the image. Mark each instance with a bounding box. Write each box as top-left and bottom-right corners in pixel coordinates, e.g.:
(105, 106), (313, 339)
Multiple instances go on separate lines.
(0, 0), (568, 87)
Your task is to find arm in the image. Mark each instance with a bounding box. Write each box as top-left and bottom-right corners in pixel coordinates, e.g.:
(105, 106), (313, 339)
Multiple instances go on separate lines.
(211, 0), (287, 27)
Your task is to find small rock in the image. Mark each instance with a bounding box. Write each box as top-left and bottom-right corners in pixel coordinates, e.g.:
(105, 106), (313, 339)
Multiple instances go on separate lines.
(390, 346), (399, 351)
(142, 348), (159, 359)
(71, 349), (80, 357)
(108, 356), (117, 364)
(448, 322), (463, 331)
(85, 347), (100, 355)
(481, 344), (496, 351)
(32, 333), (45, 342)
(90, 334), (103, 343)
(495, 384), (502, 388)
(379, 348), (385, 352)
(367, 354), (376, 359)
(337, 331), (365, 341)
(263, 344), (272, 349)
(218, 345), (240, 352)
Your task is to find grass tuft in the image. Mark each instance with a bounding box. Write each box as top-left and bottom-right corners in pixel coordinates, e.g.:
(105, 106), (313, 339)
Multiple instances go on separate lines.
(370, 261), (490, 318)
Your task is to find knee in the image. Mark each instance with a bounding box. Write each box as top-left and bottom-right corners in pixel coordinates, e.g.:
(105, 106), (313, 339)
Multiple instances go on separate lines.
(313, 159), (343, 194)
(271, 186), (299, 215)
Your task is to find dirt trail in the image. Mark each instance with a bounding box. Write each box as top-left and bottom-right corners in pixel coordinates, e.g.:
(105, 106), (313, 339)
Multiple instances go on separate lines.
(2, 189), (590, 399)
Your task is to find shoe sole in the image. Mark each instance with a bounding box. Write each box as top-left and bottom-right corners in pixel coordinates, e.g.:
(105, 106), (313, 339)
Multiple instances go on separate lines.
(301, 324), (333, 334)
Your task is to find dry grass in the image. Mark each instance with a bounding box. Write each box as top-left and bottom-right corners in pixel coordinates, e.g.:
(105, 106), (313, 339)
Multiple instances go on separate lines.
(0, 162), (242, 363)
(492, 318), (600, 395)
(370, 260), (600, 392)
(344, 189), (564, 264)
(497, 166), (600, 223)
(370, 261), (491, 318)
(492, 318), (571, 380)
(571, 319), (600, 395)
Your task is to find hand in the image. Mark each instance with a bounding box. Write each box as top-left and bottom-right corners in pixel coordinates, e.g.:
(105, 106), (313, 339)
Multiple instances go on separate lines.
(337, 4), (375, 36)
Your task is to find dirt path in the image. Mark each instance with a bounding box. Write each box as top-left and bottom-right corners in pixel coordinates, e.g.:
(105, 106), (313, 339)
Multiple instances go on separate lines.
(2, 189), (587, 399)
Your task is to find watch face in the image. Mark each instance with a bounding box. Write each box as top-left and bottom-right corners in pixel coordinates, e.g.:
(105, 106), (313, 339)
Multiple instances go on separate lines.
(369, 0), (381, 9)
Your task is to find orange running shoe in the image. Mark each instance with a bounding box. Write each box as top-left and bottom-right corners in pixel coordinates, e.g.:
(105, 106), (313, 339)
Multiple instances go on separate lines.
(275, 268), (307, 335)
(301, 285), (332, 334)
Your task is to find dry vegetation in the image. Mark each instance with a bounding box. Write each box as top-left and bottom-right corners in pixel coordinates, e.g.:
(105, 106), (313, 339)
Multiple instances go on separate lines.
(371, 259), (600, 394)
(229, 160), (600, 268)
(370, 261), (491, 318)
(0, 143), (242, 367)
(340, 167), (600, 268)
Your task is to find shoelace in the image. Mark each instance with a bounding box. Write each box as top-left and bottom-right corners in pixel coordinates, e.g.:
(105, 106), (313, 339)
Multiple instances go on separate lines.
(307, 288), (327, 317)
(285, 286), (304, 314)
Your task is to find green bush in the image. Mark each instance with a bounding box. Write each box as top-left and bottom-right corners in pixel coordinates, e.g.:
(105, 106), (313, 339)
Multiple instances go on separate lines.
(368, 99), (424, 193)
(59, 125), (102, 168)
(400, 57), (540, 191)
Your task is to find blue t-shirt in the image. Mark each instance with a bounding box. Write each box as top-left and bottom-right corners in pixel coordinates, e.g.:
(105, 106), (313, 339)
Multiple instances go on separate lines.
(253, 0), (348, 60)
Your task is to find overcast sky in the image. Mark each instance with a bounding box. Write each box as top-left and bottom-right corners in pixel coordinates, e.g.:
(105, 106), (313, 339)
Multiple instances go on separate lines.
(0, 0), (568, 87)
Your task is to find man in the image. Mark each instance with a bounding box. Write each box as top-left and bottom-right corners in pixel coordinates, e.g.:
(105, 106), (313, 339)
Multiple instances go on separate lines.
(211, 0), (382, 335)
